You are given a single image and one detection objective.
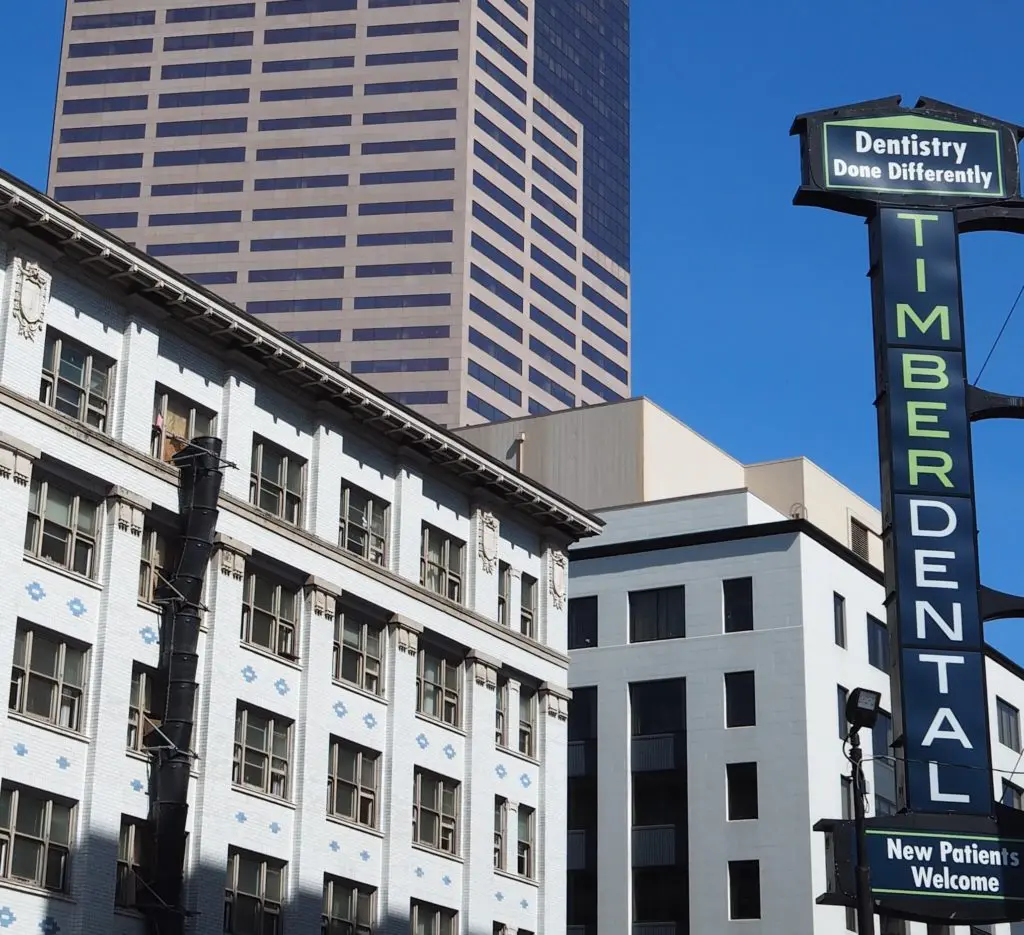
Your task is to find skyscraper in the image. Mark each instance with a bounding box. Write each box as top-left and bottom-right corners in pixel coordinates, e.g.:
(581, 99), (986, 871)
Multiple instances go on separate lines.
(48, 0), (631, 427)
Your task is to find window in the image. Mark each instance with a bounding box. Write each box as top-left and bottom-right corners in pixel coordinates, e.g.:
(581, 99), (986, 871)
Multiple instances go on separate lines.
(420, 525), (465, 603)
(726, 763), (758, 820)
(583, 283), (626, 326)
(250, 437), (305, 525)
(518, 686), (536, 758)
(127, 663), (165, 753)
(410, 901), (456, 935)
(834, 592), (847, 647)
(867, 615), (889, 671)
(873, 711), (897, 816)
(629, 586), (684, 643)
(24, 475), (99, 577)
(116, 816), (154, 907)
(224, 849), (284, 935)
(340, 484), (388, 567)
(265, 23), (355, 43)
(365, 49), (458, 66)
(516, 804), (535, 878)
(495, 677), (508, 746)
(497, 562), (511, 626)
(568, 596), (598, 649)
(1003, 778), (1024, 809)
(728, 859), (761, 920)
(837, 685), (848, 740)
(63, 94), (149, 115)
(322, 875), (374, 935)
(241, 571), (298, 661)
(0, 784), (74, 892)
(417, 645), (461, 727)
(327, 737), (379, 828)
(725, 671), (756, 728)
(10, 624), (87, 732)
(999, 698), (1022, 752)
(333, 607), (383, 696)
(152, 387), (216, 462)
(841, 776), (854, 820)
(473, 295), (522, 342)
(851, 518), (870, 559)
(467, 393), (508, 423)
(39, 330), (113, 431)
(233, 706), (292, 799)
(412, 769), (459, 855)
(520, 574), (537, 638)
(723, 577), (753, 633)
(493, 796), (507, 869)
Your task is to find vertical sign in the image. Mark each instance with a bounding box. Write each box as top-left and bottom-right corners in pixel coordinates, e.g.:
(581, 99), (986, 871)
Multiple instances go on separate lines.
(872, 208), (992, 813)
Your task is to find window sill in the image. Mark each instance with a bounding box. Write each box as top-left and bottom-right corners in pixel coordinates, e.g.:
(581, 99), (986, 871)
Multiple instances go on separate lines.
(240, 641), (302, 671)
(231, 783), (297, 810)
(22, 554), (102, 592)
(411, 842), (463, 864)
(248, 501), (304, 532)
(7, 711), (89, 744)
(332, 679), (386, 706)
(0, 877), (75, 903)
(494, 868), (539, 889)
(326, 815), (384, 838)
(414, 712), (466, 737)
(496, 743), (539, 768)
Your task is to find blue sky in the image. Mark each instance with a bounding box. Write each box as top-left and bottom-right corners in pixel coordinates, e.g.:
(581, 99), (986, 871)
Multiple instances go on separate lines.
(5, 0), (1024, 657)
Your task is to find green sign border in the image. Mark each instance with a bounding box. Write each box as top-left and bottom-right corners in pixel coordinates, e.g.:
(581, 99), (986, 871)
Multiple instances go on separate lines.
(823, 115), (1005, 198)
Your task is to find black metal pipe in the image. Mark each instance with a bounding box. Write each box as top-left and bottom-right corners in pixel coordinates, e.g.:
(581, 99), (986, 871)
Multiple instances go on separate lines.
(850, 730), (874, 935)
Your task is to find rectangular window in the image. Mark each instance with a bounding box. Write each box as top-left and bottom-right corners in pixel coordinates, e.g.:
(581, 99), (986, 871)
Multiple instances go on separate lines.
(476, 51), (526, 103)
(725, 671), (756, 728)
(841, 775), (854, 820)
(327, 737), (379, 828)
(517, 804), (535, 878)
(473, 233), (524, 280)
(339, 483), (389, 567)
(60, 123), (146, 143)
(332, 605), (383, 696)
(127, 663), (165, 753)
(568, 596), (598, 649)
(10, 624), (87, 732)
(867, 615), (889, 671)
(413, 769), (459, 855)
(365, 48), (458, 66)
(582, 370), (623, 403)
(1003, 778), (1024, 809)
(474, 110), (525, 161)
(363, 137), (455, 155)
(259, 114), (352, 132)
(256, 144), (350, 162)
(156, 117), (248, 137)
(728, 860), (761, 920)
(224, 849), (284, 935)
(518, 686), (536, 758)
(363, 108), (456, 125)
(367, 18), (458, 36)
(0, 784), (74, 892)
(476, 80), (526, 131)
(494, 796), (507, 869)
(582, 255), (628, 299)
(999, 698), (1022, 752)
(838, 685), (848, 740)
(495, 677), (508, 746)
(65, 64), (150, 85)
(479, 0), (527, 45)
(582, 283), (625, 325)
(163, 31), (253, 51)
(834, 592), (847, 647)
(873, 711), (897, 816)
(150, 209), (242, 226)
(533, 100), (577, 145)
(241, 570), (299, 661)
(467, 393), (509, 422)
(39, 330), (112, 431)
(629, 586), (684, 643)
(158, 88), (250, 108)
(472, 295), (522, 343)
(264, 24), (355, 44)
(355, 261), (451, 278)
(355, 294), (450, 311)
(24, 475), (100, 578)
(116, 816), (155, 908)
(530, 336), (574, 377)
(417, 644), (461, 727)
(420, 525), (465, 604)
(263, 55), (354, 73)
(152, 386), (216, 462)
(63, 94), (148, 114)
(497, 562), (511, 627)
(851, 518), (870, 559)
(322, 876), (375, 934)
(365, 77), (457, 95)
(726, 762), (758, 820)
(68, 38), (153, 58)
(531, 306), (574, 348)
(167, 3), (255, 22)
(476, 23), (526, 74)
(352, 359), (449, 375)
(520, 573), (537, 638)
(474, 141), (526, 190)
(722, 577), (753, 633)
(233, 706), (292, 799)
(410, 901), (457, 935)
(358, 199), (453, 217)
(250, 437), (304, 526)
(472, 264), (523, 312)
(260, 85), (353, 103)
(162, 59), (252, 79)
(529, 366), (574, 408)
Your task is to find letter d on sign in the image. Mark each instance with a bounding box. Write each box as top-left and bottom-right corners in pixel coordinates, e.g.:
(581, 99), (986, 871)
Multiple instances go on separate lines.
(855, 130), (872, 153)
(910, 500), (957, 537)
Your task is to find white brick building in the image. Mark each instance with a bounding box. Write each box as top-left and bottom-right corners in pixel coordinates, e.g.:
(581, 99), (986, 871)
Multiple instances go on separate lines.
(0, 169), (601, 935)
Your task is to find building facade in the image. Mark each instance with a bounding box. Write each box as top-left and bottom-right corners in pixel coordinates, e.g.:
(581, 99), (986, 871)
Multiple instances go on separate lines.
(0, 169), (602, 935)
(47, 0), (632, 427)
(457, 400), (1024, 935)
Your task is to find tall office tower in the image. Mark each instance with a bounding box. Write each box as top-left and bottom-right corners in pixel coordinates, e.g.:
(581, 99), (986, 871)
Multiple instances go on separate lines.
(48, 0), (631, 428)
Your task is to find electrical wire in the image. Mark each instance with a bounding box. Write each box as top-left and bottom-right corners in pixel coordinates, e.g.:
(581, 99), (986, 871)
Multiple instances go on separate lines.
(973, 281), (1024, 384)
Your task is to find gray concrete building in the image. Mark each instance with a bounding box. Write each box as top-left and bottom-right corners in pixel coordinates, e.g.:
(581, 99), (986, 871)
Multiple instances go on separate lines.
(47, 0), (631, 428)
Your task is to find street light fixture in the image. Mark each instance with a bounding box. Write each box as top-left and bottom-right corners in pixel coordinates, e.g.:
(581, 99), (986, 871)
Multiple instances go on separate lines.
(845, 686), (882, 935)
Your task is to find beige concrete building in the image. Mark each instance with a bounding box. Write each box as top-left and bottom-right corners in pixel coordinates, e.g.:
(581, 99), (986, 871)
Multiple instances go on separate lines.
(47, 0), (631, 428)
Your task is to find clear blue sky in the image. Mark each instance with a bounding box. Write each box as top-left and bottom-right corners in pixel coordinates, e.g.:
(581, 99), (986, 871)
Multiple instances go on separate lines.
(6, 1), (1024, 658)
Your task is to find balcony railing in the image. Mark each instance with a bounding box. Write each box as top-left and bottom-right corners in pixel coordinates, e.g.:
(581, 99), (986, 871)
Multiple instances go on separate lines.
(631, 733), (676, 772)
(631, 824), (676, 867)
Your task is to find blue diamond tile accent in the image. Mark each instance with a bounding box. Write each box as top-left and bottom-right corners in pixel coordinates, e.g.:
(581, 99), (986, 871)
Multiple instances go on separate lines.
(442, 875), (452, 887)
(25, 581), (45, 602)
(0, 907), (16, 928)
(329, 840), (340, 853)
(519, 773), (532, 789)
(333, 700), (348, 719)
(415, 732), (429, 750)
(130, 779), (144, 793)
(359, 850), (370, 862)
(274, 678), (289, 696)
(39, 919), (59, 935)
(235, 812), (247, 824)
(67, 598), (87, 618)
(55, 756), (70, 771)
(269, 822), (281, 834)
(139, 626), (159, 645)
(495, 892), (504, 902)
(442, 743), (456, 760)
(495, 763), (507, 779)
(12, 743), (27, 757)
(414, 867), (424, 879)
(520, 899), (529, 910)
(362, 712), (377, 730)
(241, 665), (257, 684)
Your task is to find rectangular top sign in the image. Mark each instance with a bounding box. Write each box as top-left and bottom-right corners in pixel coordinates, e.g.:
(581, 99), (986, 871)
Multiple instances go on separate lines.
(824, 115), (1004, 199)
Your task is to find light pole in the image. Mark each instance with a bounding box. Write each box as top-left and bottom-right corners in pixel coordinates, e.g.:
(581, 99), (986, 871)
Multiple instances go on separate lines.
(846, 687), (882, 935)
